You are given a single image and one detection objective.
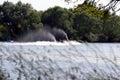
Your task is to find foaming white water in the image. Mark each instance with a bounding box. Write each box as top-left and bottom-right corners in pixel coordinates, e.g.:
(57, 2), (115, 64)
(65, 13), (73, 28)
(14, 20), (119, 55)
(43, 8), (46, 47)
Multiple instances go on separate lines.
(1, 42), (120, 79)
(0, 41), (81, 46)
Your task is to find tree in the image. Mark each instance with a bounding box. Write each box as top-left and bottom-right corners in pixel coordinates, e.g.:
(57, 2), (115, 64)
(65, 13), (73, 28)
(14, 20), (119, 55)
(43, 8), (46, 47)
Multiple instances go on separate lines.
(73, 1), (110, 19)
(73, 12), (102, 41)
(0, 1), (15, 40)
(41, 6), (75, 39)
(1, 0), (120, 42)
(0, 24), (9, 41)
(65, 0), (120, 14)
(102, 15), (120, 42)
(0, 1), (43, 41)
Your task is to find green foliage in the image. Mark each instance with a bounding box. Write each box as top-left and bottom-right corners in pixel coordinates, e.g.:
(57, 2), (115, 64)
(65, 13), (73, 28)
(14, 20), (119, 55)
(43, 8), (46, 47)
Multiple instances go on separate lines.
(41, 6), (75, 38)
(0, 1), (43, 40)
(102, 15), (120, 42)
(0, 1), (120, 42)
(73, 12), (102, 41)
(74, 1), (111, 19)
(72, 1), (120, 42)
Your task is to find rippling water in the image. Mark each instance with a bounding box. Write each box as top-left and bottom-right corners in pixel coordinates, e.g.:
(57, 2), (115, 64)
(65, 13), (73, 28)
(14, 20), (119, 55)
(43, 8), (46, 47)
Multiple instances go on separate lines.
(0, 41), (120, 79)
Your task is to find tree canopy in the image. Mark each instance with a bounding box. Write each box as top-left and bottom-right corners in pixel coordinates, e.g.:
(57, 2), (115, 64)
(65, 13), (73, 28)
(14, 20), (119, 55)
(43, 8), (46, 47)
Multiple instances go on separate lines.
(65, 0), (120, 14)
(0, 1), (120, 42)
(0, 1), (43, 41)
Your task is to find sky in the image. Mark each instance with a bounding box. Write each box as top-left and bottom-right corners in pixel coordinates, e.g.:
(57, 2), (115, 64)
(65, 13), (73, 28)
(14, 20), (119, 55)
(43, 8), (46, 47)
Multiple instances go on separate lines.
(0, 0), (120, 15)
(0, 0), (84, 11)
(0, 0), (110, 11)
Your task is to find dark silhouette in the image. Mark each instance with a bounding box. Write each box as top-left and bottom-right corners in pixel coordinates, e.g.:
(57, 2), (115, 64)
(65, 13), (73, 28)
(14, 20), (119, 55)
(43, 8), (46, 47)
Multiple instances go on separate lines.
(51, 28), (68, 41)
(43, 26), (68, 41)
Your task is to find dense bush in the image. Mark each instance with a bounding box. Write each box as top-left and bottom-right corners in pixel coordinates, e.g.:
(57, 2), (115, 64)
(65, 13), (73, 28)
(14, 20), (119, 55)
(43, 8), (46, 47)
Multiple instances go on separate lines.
(0, 1), (120, 42)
